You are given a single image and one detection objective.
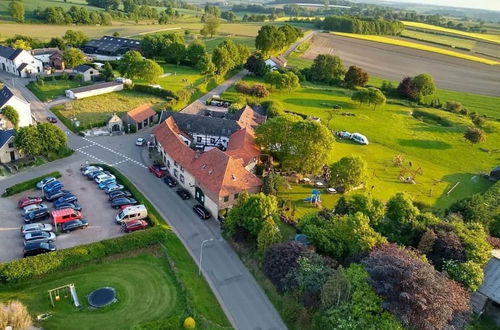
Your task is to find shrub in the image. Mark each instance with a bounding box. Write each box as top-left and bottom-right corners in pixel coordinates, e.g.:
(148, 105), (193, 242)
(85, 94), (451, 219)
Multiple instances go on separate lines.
(235, 82), (269, 98)
(263, 242), (308, 292)
(0, 227), (167, 283)
(2, 171), (61, 197)
(0, 300), (32, 329)
(261, 100), (284, 118)
(445, 101), (462, 113)
(132, 84), (179, 100)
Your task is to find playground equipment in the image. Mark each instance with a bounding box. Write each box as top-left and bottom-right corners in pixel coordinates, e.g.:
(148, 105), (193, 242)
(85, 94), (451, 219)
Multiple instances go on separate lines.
(303, 189), (321, 204)
(48, 284), (80, 308)
(88, 287), (117, 308)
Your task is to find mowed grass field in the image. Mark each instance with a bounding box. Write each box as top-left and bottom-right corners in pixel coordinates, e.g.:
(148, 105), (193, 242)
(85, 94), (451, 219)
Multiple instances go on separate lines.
(331, 32), (500, 65)
(222, 79), (498, 215)
(26, 79), (90, 102)
(402, 21), (500, 44)
(0, 0), (99, 21)
(401, 29), (476, 49)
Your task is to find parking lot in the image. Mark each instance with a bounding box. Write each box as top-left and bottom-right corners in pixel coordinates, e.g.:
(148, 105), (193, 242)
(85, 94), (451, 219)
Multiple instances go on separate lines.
(0, 162), (125, 262)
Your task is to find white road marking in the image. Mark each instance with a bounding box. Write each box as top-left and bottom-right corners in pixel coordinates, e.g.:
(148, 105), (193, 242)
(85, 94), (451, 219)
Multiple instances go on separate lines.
(79, 138), (147, 169)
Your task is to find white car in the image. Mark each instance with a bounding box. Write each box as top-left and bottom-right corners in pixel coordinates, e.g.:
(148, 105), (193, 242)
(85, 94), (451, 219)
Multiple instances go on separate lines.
(23, 203), (48, 215)
(81, 166), (103, 176)
(136, 138), (145, 146)
(24, 231), (56, 245)
(351, 133), (369, 145)
(21, 223), (53, 237)
(95, 174), (116, 184)
(338, 131), (352, 139)
(36, 177), (57, 189)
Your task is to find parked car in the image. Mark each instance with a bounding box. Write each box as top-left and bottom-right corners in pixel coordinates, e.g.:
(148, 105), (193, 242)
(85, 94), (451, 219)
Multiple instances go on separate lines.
(23, 242), (56, 257)
(24, 209), (50, 223)
(24, 231), (56, 245)
(18, 196), (43, 208)
(45, 189), (71, 201)
(47, 116), (58, 123)
(104, 183), (124, 194)
(54, 193), (78, 207)
(148, 165), (167, 178)
(111, 197), (137, 209)
(176, 188), (191, 200)
(164, 175), (177, 187)
(136, 138), (145, 146)
(115, 205), (147, 224)
(87, 170), (104, 180)
(95, 174), (116, 184)
(98, 179), (117, 189)
(42, 180), (63, 194)
(23, 203), (48, 215)
(36, 176), (57, 189)
(192, 204), (211, 220)
(108, 190), (132, 200)
(121, 219), (148, 233)
(61, 219), (89, 233)
(338, 131), (352, 139)
(54, 202), (82, 212)
(20, 223), (53, 237)
(351, 133), (369, 145)
(81, 165), (103, 176)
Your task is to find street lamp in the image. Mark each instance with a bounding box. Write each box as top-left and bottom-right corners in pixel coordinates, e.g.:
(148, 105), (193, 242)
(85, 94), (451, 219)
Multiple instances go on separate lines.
(199, 238), (216, 276)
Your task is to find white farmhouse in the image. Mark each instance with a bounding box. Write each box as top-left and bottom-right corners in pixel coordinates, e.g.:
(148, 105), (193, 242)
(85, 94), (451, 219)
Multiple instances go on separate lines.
(0, 86), (32, 127)
(0, 45), (43, 78)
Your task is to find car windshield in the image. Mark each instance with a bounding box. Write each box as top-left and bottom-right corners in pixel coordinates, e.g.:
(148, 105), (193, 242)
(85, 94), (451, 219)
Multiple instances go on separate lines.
(118, 211), (125, 218)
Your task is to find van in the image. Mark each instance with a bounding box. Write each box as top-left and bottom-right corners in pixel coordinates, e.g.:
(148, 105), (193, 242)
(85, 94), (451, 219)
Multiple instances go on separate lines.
(351, 133), (369, 145)
(115, 205), (147, 224)
(51, 208), (83, 225)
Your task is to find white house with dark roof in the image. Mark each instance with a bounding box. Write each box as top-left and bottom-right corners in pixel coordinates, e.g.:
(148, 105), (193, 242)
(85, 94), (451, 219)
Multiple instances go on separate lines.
(73, 64), (100, 82)
(31, 48), (60, 65)
(0, 86), (32, 127)
(0, 129), (20, 163)
(0, 45), (42, 78)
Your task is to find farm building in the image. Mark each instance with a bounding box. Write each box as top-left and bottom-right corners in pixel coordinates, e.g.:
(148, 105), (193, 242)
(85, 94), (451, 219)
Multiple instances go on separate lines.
(0, 86), (32, 127)
(49, 51), (65, 70)
(65, 81), (123, 100)
(73, 64), (100, 82)
(31, 48), (60, 65)
(122, 104), (157, 131)
(265, 56), (287, 70)
(83, 36), (141, 58)
(0, 129), (20, 163)
(0, 45), (43, 78)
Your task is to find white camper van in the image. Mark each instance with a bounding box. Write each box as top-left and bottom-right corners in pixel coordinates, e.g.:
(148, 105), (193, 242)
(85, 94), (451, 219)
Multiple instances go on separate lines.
(115, 205), (147, 224)
(351, 133), (369, 145)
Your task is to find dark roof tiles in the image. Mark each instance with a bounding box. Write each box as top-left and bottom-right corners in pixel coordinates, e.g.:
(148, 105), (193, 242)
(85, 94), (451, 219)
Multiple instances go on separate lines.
(0, 87), (14, 108)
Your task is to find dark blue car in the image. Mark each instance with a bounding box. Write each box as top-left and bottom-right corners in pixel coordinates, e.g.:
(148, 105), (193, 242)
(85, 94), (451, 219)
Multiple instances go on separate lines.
(42, 181), (63, 194)
(45, 189), (71, 201)
(23, 208), (50, 223)
(54, 193), (78, 207)
(54, 202), (82, 212)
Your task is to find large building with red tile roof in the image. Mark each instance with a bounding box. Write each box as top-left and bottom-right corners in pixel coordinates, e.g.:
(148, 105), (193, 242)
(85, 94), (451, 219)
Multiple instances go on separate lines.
(153, 116), (262, 217)
(122, 104), (157, 131)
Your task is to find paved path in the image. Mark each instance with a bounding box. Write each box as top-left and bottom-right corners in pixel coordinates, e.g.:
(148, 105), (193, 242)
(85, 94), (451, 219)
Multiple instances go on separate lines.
(282, 30), (317, 58)
(198, 69), (249, 103)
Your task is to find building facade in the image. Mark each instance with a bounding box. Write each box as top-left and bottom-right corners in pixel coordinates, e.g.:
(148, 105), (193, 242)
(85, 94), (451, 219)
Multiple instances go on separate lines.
(0, 45), (43, 78)
(0, 130), (20, 163)
(0, 86), (32, 128)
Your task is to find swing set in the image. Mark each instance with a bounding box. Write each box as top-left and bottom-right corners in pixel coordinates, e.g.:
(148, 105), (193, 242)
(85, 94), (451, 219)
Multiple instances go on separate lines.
(48, 283), (80, 308)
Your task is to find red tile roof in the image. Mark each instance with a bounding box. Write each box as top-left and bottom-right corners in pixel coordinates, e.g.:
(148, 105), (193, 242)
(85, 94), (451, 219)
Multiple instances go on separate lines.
(237, 105), (266, 130)
(127, 104), (156, 123)
(153, 118), (262, 200)
(226, 127), (261, 166)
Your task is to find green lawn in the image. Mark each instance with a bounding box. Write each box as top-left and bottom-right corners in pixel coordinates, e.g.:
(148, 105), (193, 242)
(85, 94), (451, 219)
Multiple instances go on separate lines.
(223, 78), (498, 214)
(51, 90), (166, 127)
(27, 80), (89, 102)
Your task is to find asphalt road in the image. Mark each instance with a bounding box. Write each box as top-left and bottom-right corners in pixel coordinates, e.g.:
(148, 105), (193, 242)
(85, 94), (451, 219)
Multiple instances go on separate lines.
(303, 33), (500, 97)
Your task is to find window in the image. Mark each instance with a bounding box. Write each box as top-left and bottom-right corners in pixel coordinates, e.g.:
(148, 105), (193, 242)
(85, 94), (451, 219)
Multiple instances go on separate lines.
(234, 193), (239, 200)
(173, 169), (178, 177)
(179, 174), (185, 183)
(8, 143), (14, 148)
(166, 160), (171, 168)
(210, 138), (216, 144)
(197, 137), (202, 143)
(223, 196), (229, 202)
(174, 161), (178, 167)
(180, 166), (184, 172)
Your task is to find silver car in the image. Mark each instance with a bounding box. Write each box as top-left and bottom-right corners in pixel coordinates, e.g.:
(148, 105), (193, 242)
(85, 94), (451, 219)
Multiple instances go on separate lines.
(21, 223), (53, 237)
(81, 166), (103, 176)
(24, 231), (56, 245)
(22, 203), (48, 215)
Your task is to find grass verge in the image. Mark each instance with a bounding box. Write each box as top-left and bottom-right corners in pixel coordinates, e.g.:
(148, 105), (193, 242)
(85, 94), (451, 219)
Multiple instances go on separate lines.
(2, 171), (61, 197)
(332, 32), (500, 65)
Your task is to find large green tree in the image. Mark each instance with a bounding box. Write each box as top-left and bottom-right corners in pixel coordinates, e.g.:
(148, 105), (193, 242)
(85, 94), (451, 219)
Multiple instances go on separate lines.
(118, 50), (144, 79)
(329, 156), (368, 191)
(15, 126), (41, 156)
(62, 30), (88, 48)
(140, 59), (163, 84)
(257, 215), (282, 254)
(212, 47), (233, 76)
(344, 65), (369, 88)
(200, 14), (220, 38)
(309, 54), (346, 85)
(62, 48), (85, 68)
(9, 0), (24, 23)
(186, 40), (207, 67)
(255, 25), (285, 55)
(412, 73), (435, 97)
(165, 41), (186, 65)
(197, 52), (215, 78)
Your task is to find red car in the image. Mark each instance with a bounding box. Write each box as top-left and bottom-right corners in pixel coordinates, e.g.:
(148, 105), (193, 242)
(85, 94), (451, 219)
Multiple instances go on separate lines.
(121, 219), (148, 233)
(18, 196), (43, 209)
(148, 165), (167, 178)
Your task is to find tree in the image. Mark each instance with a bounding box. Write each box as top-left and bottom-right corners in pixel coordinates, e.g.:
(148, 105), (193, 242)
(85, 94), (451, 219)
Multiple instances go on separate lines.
(212, 47), (233, 76)
(201, 14), (220, 38)
(320, 266), (351, 310)
(186, 40), (207, 67)
(464, 127), (485, 144)
(261, 100), (284, 118)
(15, 126), (42, 156)
(337, 194), (385, 227)
(257, 215), (282, 254)
(140, 59), (163, 84)
(344, 65), (369, 88)
(102, 61), (114, 81)
(166, 41), (186, 65)
(398, 76), (419, 101)
(309, 54), (346, 85)
(367, 87), (386, 110)
(221, 11), (236, 22)
(278, 71), (300, 92)
(263, 242), (308, 292)
(424, 227), (466, 271)
(62, 30), (88, 48)
(279, 24), (302, 45)
(235, 44), (250, 67)
(413, 73), (436, 97)
(9, 0), (25, 23)
(329, 156), (368, 191)
(197, 52), (215, 78)
(244, 52), (269, 77)
(363, 244), (471, 330)
(293, 253), (332, 307)
(1, 105), (20, 129)
(351, 88), (370, 105)
(62, 47), (85, 68)
(255, 25), (285, 55)
(36, 123), (68, 155)
(262, 172), (284, 196)
(118, 50), (143, 78)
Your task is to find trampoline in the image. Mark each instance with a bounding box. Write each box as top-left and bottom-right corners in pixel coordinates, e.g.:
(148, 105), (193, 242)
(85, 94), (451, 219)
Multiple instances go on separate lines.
(87, 287), (117, 308)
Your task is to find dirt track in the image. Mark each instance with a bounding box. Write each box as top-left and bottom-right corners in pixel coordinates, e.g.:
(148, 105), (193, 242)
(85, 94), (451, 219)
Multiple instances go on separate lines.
(302, 33), (500, 97)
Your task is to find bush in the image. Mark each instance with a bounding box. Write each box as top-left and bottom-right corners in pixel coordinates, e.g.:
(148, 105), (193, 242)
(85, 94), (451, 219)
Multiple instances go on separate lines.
(445, 101), (462, 113)
(412, 110), (453, 127)
(235, 82), (269, 98)
(2, 171), (62, 197)
(0, 227), (167, 283)
(261, 100), (284, 118)
(132, 84), (179, 100)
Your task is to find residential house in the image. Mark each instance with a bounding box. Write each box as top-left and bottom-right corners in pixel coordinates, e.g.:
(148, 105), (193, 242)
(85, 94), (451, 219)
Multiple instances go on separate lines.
(0, 86), (32, 127)
(0, 45), (43, 77)
(31, 48), (60, 65)
(122, 104), (157, 131)
(153, 117), (262, 217)
(83, 36), (141, 59)
(65, 81), (123, 100)
(265, 56), (287, 71)
(73, 64), (100, 82)
(49, 51), (64, 70)
(0, 129), (20, 163)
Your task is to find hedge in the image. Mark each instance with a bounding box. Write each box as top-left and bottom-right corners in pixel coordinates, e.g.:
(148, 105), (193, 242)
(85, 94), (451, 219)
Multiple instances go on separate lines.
(92, 164), (168, 229)
(2, 171), (62, 197)
(132, 84), (179, 100)
(0, 227), (167, 283)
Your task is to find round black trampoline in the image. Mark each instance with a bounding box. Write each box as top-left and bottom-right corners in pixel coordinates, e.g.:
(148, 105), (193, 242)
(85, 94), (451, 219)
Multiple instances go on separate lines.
(87, 287), (117, 308)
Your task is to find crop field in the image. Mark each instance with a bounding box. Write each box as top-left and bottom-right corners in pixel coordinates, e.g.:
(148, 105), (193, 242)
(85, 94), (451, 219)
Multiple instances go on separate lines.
(401, 29), (476, 50)
(0, 0), (98, 21)
(402, 21), (500, 44)
(222, 78), (498, 214)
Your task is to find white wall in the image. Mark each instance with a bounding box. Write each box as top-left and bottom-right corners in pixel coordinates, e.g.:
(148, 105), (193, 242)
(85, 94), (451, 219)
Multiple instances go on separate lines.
(0, 136), (20, 163)
(0, 50), (42, 77)
(66, 84), (123, 100)
(2, 95), (32, 127)
(33, 54), (52, 64)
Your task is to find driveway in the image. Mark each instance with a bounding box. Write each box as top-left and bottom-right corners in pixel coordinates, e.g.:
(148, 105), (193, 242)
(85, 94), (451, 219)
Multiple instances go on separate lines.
(0, 161), (124, 262)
